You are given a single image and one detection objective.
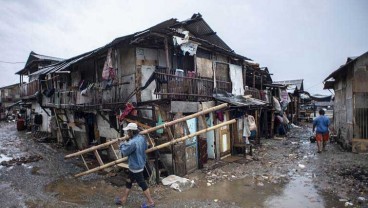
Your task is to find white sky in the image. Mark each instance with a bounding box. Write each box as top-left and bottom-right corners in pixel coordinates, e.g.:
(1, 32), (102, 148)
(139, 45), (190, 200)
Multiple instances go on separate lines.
(0, 0), (367, 95)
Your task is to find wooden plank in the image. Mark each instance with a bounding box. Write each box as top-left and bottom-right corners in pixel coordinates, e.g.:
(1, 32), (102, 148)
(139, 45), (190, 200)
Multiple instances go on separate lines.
(93, 150), (104, 166)
(165, 126), (175, 141)
(110, 145), (119, 160)
(117, 163), (129, 169)
(199, 115), (208, 129)
(352, 138), (368, 153)
(80, 155), (89, 170)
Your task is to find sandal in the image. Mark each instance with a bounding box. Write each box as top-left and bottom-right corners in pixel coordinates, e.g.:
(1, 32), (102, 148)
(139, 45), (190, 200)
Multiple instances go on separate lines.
(114, 196), (122, 205)
(141, 202), (155, 208)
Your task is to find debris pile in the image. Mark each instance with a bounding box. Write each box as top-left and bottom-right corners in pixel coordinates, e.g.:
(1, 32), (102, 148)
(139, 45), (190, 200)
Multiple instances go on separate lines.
(0, 155), (43, 167)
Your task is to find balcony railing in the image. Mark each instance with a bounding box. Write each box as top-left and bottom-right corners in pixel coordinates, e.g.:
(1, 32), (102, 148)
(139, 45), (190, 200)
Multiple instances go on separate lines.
(154, 68), (232, 101)
(42, 82), (130, 109)
(20, 80), (39, 98)
(40, 68), (234, 108)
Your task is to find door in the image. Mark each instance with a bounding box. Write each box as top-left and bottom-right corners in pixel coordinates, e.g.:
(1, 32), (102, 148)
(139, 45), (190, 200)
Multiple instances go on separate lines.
(185, 118), (198, 173)
(206, 113), (215, 159)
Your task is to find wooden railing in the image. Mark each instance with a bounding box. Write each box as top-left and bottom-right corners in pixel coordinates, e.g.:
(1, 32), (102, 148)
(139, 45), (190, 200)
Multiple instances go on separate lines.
(20, 80), (39, 98)
(40, 68), (234, 108)
(42, 82), (130, 109)
(154, 68), (231, 101)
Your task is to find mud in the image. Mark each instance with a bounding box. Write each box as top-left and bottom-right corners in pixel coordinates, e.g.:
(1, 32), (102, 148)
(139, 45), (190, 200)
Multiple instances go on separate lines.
(0, 122), (367, 207)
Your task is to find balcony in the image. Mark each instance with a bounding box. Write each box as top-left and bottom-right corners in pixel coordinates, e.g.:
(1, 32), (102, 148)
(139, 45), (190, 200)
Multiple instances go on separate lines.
(20, 80), (39, 99)
(41, 69), (233, 109)
(153, 68), (232, 101)
(42, 83), (129, 110)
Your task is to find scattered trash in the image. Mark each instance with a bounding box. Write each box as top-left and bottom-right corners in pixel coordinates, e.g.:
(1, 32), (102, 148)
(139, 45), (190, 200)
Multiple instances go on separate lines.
(298, 164), (306, 169)
(291, 142), (298, 145)
(0, 155), (43, 167)
(207, 183), (211, 186)
(357, 197), (366, 202)
(214, 199), (218, 202)
(256, 181), (264, 187)
(344, 202), (353, 206)
(290, 124), (301, 128)
(339, 199), (348, 202)
(162, 175), (195, 192)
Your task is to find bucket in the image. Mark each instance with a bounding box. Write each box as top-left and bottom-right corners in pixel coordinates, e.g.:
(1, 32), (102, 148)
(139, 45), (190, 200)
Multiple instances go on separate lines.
(17, 119), (25, 131)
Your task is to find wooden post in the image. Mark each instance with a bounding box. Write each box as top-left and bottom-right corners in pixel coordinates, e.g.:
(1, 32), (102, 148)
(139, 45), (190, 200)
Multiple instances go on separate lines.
(164, 37), (170, 74)
(74, 119), (236, 177)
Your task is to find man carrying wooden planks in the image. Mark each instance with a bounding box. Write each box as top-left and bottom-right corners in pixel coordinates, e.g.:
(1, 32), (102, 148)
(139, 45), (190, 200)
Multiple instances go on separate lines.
(115, 122), (155, 207)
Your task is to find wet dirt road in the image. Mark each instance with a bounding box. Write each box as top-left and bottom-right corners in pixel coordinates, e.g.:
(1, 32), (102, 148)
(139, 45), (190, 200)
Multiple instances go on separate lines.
(1, 122), (367, 207)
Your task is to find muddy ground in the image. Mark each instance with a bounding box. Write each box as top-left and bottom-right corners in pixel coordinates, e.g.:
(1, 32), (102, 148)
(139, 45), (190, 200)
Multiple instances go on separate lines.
(0, 122), (367, 207)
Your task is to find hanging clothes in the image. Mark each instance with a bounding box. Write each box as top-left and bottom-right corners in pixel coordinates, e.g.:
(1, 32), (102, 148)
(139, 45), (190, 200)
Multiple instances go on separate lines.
(242, 116), (251, 138)
(118, 103), (135, 123)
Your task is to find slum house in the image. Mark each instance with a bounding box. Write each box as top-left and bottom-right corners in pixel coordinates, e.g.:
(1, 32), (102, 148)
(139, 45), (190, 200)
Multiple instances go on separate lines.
(0, 83), (22, 120)
(242, 65), (275, 139)
(273, 79), (304, 123)
(15, 51), (64, 133)
(28, 14), (274, 175)
(324, 51), (368, 153)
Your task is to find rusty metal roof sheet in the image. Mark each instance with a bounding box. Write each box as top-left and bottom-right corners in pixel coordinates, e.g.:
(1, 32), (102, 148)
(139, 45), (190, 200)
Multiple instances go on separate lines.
(324, 51), (368, 81)
(213, 89), (267, 107)
(273, 79), (304, 91)
(31, 14), (251, 76)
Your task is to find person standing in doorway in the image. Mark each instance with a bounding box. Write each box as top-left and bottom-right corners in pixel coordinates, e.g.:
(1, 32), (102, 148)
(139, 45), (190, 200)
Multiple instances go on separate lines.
(313, 109), (330, 153)
(115, 122), (154, 207)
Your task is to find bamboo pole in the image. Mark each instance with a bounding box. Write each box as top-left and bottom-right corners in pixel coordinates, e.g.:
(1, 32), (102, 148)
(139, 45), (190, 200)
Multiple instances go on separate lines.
(74, 119), (236, 177)
(65, 135), (129, 159)
(140, 103), (228, 134)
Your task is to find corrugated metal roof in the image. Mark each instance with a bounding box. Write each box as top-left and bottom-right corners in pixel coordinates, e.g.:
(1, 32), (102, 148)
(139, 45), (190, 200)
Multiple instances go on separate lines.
(32, 53), (64, 62)
(29, 49), (100, 77)
(213, 89), (266, 107)
(273, 79), (304, 91)
(324, 51), (368, 81)
(30, 14), (251, 76)
(16, 51), (64, 75)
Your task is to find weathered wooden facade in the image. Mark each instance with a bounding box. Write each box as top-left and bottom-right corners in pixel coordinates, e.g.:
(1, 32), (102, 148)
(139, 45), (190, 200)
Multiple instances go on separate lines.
(324, 51), (368, 152)
(273, 79), (304, 123)
(16, 51), (64, 132)
(0, 83), (21, 109)
(24, 14), (274, 175)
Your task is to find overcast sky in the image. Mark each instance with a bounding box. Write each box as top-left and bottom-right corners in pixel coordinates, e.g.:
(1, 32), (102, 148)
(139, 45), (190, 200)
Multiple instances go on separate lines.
(0, 0), (367, 95)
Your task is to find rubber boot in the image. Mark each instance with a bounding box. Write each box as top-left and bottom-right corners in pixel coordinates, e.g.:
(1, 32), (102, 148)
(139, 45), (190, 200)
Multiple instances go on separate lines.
(317, 141), (322, 153)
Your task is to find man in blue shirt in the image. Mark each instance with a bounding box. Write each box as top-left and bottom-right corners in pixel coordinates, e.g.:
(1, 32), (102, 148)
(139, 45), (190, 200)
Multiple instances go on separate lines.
(313, 109), (330, 153)
(115, 123), (154, 207)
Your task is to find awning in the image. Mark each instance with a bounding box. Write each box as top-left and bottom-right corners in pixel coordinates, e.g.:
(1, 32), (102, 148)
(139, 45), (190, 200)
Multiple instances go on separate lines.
(213, 89), (267, 107)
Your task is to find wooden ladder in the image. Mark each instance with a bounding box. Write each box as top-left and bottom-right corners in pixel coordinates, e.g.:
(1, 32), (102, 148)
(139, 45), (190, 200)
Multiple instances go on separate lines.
(53, 108), (78, 149)
(64, 103), (231, 177)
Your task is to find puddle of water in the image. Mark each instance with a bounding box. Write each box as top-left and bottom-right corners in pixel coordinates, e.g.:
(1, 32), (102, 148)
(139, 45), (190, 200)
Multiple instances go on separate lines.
(163, 175), (341, 208)
(264, 175), (324, 208)
(0, 154), (13, 163)
(164, 177), (287, 207)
